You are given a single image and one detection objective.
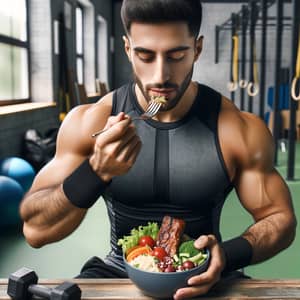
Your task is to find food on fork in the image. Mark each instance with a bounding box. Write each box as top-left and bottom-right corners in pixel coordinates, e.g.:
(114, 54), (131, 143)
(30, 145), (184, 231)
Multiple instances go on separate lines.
(151, 95), (167, 106)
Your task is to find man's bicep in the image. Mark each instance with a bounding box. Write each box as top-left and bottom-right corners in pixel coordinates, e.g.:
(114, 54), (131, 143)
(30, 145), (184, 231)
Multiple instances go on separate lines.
(235, 168), (293, 221)
(233, 112), (293, 219)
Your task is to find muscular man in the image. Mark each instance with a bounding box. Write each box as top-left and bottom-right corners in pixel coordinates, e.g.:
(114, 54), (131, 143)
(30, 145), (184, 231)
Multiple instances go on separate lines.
(20, 0), (296, 299)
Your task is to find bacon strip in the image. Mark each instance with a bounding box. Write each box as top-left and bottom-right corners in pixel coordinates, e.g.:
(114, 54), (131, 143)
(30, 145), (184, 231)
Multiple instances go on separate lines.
(156, 216), (186, 257)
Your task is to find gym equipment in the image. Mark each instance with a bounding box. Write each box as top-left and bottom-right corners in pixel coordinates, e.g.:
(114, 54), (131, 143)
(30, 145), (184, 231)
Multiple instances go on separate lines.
(23, 128), (58, 172)
(7, 267), (81, 300)
(0, 157), (35, 192)
(247, 0), (259, 113)
(239, 5), (249, 111)
(267, 84), (290, 111)
(259, 0), (268, 119)
(272, 0), (284, 165)
(0, 176), (24, 227)
(287, 0), (300, 180)
(227, 13), (239, 96)
(291, 25), (300, 101)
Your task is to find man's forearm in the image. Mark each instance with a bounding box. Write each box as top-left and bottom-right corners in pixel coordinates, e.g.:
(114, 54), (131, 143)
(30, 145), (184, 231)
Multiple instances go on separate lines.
(242, 212), (296, 264)
(20, 185), (86, 247)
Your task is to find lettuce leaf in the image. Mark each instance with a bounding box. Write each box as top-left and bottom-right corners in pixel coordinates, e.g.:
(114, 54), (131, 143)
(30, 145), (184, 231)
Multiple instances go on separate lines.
(117, 222), (159, 253)
(178, 240), (200, 257)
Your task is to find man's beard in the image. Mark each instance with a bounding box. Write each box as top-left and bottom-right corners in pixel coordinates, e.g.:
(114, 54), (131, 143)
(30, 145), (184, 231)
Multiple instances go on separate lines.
(133, 67), (194, 112)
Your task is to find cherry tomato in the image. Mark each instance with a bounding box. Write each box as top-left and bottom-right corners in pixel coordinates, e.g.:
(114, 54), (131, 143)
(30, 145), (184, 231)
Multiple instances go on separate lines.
(151, 247), (168, 261)
(182, 260), (195, 270)
(138, 235), (155, 248)
(164, 265), (176, 272)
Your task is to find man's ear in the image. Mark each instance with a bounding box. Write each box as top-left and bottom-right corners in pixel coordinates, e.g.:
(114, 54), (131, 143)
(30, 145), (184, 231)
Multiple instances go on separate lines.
(123, 35), (131, 62)
(194, 36), (203, 61)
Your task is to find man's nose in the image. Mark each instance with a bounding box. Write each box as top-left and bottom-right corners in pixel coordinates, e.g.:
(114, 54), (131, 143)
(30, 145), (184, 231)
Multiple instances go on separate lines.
(152, 57), (170, 84)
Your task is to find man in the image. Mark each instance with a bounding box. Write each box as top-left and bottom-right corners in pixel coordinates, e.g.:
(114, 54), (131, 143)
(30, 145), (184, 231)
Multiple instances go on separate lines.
(20, 0), (296, 299)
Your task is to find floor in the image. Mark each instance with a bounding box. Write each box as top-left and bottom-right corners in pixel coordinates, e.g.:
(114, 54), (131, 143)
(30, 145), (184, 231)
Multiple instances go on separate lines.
(0, 141), (299, 279)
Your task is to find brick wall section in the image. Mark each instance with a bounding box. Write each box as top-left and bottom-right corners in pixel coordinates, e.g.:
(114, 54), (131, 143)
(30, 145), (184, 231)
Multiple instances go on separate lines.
(0, 107), (59, 159)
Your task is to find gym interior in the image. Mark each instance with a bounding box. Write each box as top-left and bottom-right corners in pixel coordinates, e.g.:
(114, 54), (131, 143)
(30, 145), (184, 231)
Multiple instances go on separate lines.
(0, 0), (300, 283)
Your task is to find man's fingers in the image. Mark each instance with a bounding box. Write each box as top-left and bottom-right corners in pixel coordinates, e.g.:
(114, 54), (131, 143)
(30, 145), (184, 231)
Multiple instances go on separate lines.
(107, 125), (138, 156)
(97, 117), (132, 144)
(106, 112), (127, 128)
(187, 264), (220, 285)
(194, 234), (216, 249)
(174, 284), (212, 300)
(184, 234), (224, 289)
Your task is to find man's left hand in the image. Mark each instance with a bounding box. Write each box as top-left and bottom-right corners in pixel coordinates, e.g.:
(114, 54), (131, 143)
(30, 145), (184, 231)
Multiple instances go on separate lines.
(173, 235), (226, 300)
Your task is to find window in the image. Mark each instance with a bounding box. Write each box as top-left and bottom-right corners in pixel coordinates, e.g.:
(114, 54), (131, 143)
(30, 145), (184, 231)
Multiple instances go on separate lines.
(76, 4), (84, 84)
(0, 0), (29, 105)
(97, 15), (108, 88)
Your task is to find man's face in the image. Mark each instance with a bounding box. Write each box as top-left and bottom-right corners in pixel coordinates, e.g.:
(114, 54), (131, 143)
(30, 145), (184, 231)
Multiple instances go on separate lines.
(124, 22), (202, 111)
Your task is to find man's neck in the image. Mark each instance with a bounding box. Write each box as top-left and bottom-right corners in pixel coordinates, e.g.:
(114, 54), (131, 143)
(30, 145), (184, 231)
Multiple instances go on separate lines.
(135, 82), (198, 123)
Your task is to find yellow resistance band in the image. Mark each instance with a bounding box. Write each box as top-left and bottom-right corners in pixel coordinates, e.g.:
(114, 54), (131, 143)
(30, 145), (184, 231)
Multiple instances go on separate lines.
(291, 27), (300, 101)
(247, 42), (259, 97)
(228, 35), (239, 92)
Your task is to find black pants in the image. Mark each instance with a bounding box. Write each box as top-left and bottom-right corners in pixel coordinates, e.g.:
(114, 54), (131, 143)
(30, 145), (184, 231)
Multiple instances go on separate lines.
(75, 256), (128, 278)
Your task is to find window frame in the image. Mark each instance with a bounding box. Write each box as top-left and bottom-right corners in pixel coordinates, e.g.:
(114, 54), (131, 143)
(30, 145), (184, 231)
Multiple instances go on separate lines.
(75, 2), (84, 85)
(0, 0), (31, 106)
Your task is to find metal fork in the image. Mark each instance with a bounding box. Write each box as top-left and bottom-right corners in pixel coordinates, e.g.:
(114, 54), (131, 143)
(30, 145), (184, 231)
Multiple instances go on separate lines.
(91, 100), (162, 138)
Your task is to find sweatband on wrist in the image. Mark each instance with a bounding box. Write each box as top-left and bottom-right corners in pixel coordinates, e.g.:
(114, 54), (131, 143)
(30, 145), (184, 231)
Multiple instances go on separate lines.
(62, 159), (110, 208)
(220, 236), (253, 274)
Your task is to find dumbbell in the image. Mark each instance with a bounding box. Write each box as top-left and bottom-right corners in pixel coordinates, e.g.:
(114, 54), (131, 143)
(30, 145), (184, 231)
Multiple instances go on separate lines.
(7, 267), (81, 300)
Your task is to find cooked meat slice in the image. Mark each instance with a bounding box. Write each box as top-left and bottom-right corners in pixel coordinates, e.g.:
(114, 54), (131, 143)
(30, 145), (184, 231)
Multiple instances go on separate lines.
(156, 216), (186, 257)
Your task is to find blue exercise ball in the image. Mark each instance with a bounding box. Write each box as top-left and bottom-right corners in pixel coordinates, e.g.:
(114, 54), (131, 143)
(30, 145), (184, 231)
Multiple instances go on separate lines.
(0, 176), (24, 227)
(0, 157), (35, 192)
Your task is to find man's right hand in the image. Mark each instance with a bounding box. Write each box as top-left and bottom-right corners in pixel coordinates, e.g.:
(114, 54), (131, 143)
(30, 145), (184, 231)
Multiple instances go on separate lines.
(89, 112), (142, 182)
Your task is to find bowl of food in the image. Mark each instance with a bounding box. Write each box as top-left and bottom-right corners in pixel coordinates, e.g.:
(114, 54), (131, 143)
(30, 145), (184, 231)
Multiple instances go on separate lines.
(118, 216), (210, 299)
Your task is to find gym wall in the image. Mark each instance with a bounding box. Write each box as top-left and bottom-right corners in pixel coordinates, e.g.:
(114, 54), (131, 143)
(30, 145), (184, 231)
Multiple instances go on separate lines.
(193, 2), (292, 115)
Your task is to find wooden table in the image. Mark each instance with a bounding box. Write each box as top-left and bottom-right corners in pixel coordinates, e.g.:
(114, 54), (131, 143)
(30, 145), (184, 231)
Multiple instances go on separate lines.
(1, 278), (300, 299)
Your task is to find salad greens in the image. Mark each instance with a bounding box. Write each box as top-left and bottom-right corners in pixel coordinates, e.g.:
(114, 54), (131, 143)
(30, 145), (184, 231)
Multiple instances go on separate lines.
(178, 240), (200, 257)
(117, 222), (159, 253)
(189, 252), (208, 265)
(177, 240), (207, 266)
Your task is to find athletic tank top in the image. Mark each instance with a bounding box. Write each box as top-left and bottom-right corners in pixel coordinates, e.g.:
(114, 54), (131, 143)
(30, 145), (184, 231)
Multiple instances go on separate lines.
(103, 82), (233, 271)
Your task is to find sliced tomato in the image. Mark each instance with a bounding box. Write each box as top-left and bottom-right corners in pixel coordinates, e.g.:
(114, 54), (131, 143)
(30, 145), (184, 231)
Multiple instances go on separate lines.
(138, 235), (155, 248)
(126, 246), (152, 262)
(151, 247), (168, 261)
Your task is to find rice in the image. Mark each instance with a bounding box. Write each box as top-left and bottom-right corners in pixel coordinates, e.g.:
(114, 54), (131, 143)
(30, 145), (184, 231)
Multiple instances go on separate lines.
(129, 254), (161, 272)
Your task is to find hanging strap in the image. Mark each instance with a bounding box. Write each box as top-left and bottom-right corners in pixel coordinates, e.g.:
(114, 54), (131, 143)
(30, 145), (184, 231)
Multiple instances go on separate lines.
(291, 26), (300, 101)
(228, 34), (239, 92)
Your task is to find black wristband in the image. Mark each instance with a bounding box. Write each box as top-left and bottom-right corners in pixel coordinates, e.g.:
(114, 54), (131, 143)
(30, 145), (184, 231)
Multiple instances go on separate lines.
(62, 159), (110, 208)
(220, 237), (253, 274)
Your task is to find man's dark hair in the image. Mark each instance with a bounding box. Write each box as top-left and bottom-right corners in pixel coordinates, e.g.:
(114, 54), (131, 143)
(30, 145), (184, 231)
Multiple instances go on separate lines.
(121, 0), (202, 38)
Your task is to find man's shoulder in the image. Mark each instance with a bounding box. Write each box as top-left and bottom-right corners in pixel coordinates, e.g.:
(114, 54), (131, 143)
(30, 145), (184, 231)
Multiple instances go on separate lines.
(220, 96), (266, 129)
(219, 97), (274, 166)
(59, 92), (114, 139)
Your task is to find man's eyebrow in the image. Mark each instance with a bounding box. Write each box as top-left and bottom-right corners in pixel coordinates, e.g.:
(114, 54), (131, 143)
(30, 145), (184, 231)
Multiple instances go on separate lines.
(133, 46), (191, 53)
(166, 46), (191, 53)
(133, 47), (154, 53)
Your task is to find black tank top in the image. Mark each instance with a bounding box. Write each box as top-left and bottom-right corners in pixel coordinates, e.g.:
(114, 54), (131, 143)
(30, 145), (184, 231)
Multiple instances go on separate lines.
(103, 83), (233, 271)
